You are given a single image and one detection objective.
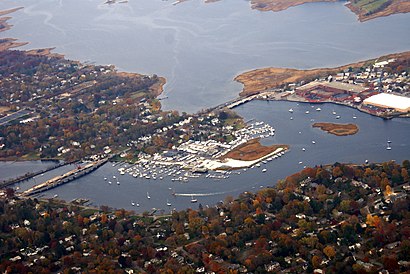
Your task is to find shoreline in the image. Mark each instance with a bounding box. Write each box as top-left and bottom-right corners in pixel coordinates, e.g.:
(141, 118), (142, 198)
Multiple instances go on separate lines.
(233, 51), (410, 119)
(198, 0), (409, 21)
(0, 7), (166, 98)
(235, 51), (410, 97)
(345, 0), (410, 22)
(0, 7), (24, 51)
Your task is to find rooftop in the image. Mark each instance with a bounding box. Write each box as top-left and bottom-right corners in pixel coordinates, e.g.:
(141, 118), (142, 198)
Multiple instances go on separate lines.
(363, 93), (410, 112)
(297, 81), (367, 93)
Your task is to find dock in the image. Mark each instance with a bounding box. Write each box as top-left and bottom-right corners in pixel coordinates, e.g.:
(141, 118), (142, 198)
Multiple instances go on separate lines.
(21, 158), (108, 196)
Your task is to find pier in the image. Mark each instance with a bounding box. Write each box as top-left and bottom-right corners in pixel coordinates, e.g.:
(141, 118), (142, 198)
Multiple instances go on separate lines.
(21, 158), (108, 196)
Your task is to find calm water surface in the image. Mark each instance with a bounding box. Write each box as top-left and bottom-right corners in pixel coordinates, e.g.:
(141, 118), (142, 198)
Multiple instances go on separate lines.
(0, 0), (409, 112)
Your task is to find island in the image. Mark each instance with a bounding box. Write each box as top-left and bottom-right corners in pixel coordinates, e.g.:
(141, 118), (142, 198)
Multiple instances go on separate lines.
(313, 122), (359, 136)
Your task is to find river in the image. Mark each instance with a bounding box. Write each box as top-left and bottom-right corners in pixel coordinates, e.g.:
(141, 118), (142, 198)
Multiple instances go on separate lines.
(0, 0), (409, 112)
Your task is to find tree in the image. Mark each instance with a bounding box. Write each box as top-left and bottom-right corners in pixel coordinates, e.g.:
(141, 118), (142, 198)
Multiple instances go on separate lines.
(312, 255), (322, 268)
(323, 246), (336, 259)
(384, 185), (393, 196)
(366, 214), (381, 228)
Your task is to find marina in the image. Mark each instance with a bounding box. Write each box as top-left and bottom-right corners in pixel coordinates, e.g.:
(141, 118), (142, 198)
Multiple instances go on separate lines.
(2, 101), (408, 213)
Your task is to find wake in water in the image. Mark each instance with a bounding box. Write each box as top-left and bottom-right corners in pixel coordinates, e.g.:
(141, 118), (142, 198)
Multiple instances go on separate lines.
(174, 191), (230, 197)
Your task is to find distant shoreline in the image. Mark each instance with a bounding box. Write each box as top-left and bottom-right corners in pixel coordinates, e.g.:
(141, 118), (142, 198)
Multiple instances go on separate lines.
(235, 51), (410, 97)
(196, 0), (410, 22)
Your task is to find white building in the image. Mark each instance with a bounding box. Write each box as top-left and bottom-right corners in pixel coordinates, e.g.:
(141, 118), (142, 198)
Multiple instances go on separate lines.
(363, 93), (410, 112)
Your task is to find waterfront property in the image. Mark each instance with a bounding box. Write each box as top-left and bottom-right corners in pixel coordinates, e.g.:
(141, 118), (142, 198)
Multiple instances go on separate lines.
(363, 93), (410, 112)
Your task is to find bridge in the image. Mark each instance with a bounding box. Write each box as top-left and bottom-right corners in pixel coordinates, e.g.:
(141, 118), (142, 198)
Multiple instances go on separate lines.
(21, 158), (108, 197)
(212, 94), (259, 111)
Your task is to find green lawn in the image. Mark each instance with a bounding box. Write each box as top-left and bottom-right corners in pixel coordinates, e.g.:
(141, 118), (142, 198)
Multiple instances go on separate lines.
(351, 0), (391, 14)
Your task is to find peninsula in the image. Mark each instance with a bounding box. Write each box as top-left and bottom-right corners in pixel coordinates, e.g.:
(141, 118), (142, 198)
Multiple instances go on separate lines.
(234, 51), (410, 119)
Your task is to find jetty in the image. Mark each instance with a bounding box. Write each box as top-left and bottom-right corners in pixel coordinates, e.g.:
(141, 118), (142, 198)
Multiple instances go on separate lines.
(21, 158), (108, 196)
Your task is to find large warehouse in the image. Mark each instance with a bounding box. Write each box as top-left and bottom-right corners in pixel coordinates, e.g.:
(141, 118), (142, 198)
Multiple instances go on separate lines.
(363, 93), (410, 112)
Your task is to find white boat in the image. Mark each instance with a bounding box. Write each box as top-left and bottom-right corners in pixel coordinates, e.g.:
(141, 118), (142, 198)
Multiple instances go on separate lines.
(116, 181), (120, 185)
(262, 168), (267, 172)
(312, 140), (316, 144)
(332, 111), (337, 115)
(302, 148), (306, 151)
(191, 196), (198, 203)
(290, 117), (293, 120)
(147, 192), (151, 199)
(386, 143), (392, 150)
(336, 115), (341, 119)
(353, 116), (357, 119)
(131, 202), (135, 206)
(108, 181), (112, 185)
(289, 108), (294, 113)
(305, 111), (310, 114)
(387, 140), (392, 143)
(104, 177), (107, 180)
(53, 194), (58, 198)
(316, 107), (321, 111)
(167, 200), (172, 206)
(298, 161), (303, 165)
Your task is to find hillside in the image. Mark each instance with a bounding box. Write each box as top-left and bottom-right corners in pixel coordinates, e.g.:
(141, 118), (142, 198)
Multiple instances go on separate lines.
(1, 160), (409, 273)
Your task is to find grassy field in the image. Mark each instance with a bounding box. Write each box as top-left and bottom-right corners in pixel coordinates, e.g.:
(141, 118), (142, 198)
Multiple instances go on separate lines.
(350, 0), (391, 14)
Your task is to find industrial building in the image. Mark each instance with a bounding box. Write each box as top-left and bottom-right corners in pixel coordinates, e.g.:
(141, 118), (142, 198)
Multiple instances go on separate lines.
(363, 93), (410, 112)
